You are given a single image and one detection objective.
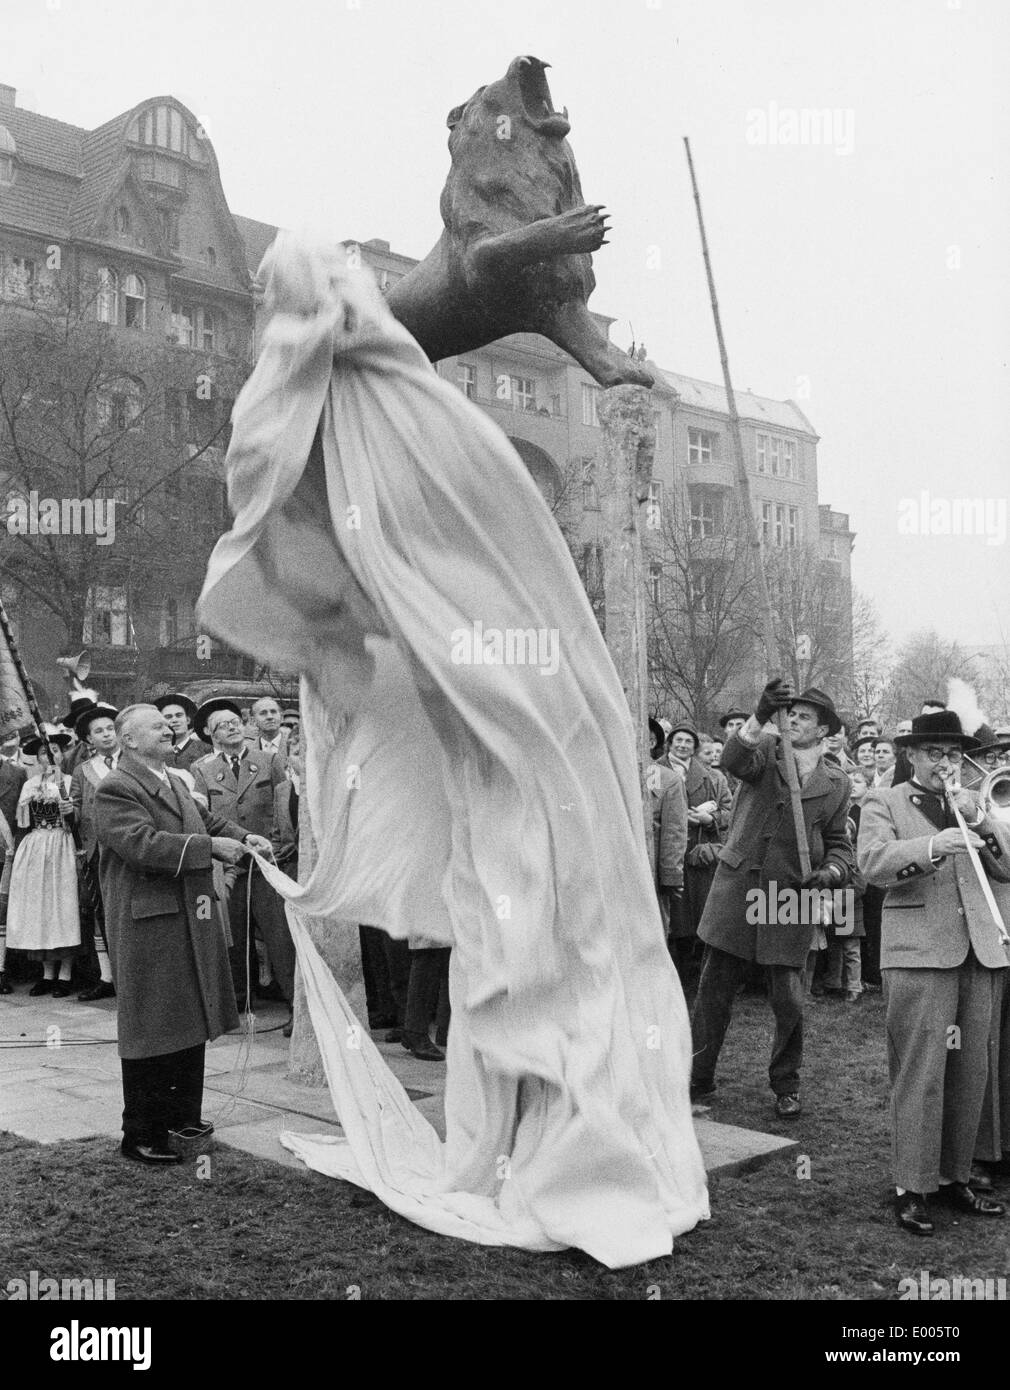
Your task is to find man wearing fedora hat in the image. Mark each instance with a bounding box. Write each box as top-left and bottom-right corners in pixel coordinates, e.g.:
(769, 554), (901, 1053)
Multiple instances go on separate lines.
(69, 702), (120, 1001)
(153, 694), (211, 773)
(690, 678), (853, 1118)
(858, 709), (1010, 1233)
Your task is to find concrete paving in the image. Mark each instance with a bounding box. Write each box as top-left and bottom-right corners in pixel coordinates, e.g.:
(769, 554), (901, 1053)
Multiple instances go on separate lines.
(0, 989), (796, 1175)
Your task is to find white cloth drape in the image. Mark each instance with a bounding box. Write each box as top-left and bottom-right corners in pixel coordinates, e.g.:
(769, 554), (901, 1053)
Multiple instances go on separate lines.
(199, 233), (708, 1268)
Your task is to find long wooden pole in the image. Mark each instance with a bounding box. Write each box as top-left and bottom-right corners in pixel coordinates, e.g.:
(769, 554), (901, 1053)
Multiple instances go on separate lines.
(683, 137), (811, 878)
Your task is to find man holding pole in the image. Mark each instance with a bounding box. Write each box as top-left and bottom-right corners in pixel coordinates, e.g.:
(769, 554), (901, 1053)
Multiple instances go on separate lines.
(857, 710), (1009, 1234)
(690, 677), (853, 1118)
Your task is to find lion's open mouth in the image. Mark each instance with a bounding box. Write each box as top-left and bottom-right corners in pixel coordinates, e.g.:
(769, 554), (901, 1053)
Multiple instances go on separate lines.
(515, 56), (570, 138)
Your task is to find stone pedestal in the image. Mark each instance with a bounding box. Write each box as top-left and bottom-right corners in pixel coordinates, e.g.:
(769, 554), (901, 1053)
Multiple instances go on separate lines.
(598, 384), (656, 851)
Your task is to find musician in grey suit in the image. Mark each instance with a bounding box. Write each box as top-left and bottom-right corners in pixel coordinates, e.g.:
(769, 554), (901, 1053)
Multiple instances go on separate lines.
(858, 710), (1010, 1235)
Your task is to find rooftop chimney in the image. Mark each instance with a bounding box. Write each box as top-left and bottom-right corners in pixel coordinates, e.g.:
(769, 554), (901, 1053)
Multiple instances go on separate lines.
(0, 85), (16, 109)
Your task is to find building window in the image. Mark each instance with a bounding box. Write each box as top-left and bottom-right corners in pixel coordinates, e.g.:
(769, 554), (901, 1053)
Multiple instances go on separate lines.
(510, 376), (536, 412)
(688, 428), (717, 466)
(158, 208), (179, 249)
(580, 542), (604, 599)
(206, 246), (217, 267)
(582, 460), (599, 511)
(171, 301), (193, 347)
(122, 274), (146, 329)
(652, 409), (663, 446)
(85, 586), (129, 647)
(160, 596), (179, 646)
(457, 362), (476, 400)
(197, 307), (217, 351)
(550, 392), (562, 418)
(647, 480), (663, 511)
(756, 432), (797, 479)
(96, 268), (118, 323)
(165, 390), (185, 444)
(114, 206), (131, 235)
(0, 125), (17, 186)
(581, 383), (601, 427)
(5, 256), (36, 301)
(761, 501), (800, 548)
(97, 379), (142, 432)
(690, 489), (723, 539)
(648, 562), (663, 606)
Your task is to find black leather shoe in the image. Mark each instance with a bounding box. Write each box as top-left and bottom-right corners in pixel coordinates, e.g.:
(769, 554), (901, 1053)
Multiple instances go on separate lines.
(51, 982), (73, 998)
(78, 980), (115, 1001)
(121, 1141), (183, 1166)
(690, 1080), (717, 1102)
(968, 1165), (995, 1192)
(935, 1183), (1005, 1216)
(775, 1093), (802, 1118)
(895, 1191), (934, 1235)
(401, 1032), (445, 1061)
(29, 978), (54, 996)
(0, 971), (12, 995)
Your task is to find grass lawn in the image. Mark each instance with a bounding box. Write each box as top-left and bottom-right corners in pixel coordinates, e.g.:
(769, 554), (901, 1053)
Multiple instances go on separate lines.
(1, 991), (1007, 1300)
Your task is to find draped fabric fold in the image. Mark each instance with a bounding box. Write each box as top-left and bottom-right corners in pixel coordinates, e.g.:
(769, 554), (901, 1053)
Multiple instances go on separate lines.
(199, 232), (708, 1267)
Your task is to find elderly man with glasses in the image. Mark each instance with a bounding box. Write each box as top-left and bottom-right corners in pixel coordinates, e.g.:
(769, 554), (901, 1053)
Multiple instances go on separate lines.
(858, 710), (1010, 1235)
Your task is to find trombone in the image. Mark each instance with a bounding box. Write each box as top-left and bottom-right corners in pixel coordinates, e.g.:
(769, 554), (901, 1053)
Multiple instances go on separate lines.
(939, 768), (1010, 951)
(961, 751), (1010, 824)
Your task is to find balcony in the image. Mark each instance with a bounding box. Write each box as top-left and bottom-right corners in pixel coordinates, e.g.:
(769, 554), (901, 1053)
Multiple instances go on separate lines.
(150, 641), (256, 684)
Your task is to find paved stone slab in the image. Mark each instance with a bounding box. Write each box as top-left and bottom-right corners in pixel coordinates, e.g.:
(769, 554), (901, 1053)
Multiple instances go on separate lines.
(694, 1116), (798, 1176)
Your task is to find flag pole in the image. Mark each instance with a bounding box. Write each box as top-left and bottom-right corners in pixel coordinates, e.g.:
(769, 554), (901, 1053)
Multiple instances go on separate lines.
(0, 594), (57, 761)
(683, 136), (811, 878)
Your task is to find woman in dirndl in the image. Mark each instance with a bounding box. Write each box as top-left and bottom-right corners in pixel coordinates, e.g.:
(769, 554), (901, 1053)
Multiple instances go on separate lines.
(6, 725), (83, 997)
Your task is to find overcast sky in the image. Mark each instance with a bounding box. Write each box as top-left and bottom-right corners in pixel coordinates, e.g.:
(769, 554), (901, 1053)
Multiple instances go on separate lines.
(6, 0), (1009, 651)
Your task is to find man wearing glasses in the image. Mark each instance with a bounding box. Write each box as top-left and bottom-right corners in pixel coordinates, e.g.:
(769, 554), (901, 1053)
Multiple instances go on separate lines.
(858, 710), (1010, 1235)
(192, 698), (295, 1026)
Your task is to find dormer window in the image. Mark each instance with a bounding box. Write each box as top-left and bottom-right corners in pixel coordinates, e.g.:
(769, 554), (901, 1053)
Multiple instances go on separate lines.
(114, 206), (130, 235)
(0, 125), (16, 186)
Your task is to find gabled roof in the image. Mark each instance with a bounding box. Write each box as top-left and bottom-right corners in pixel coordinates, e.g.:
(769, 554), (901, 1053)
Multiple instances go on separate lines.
(231, 214), (278, 275)
(658, 371), (818, 437)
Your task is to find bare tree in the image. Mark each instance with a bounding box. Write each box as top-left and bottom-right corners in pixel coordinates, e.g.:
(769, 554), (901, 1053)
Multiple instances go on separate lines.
(879, 629), (981, 728)
(644, 484), (761, 727)
(0, 271), (247, 658)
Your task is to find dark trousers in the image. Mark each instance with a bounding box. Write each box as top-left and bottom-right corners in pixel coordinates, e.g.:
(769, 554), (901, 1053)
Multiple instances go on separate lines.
(691, 944), (806, 1096)
(227, 869), (296, 1007)
(861, 885), (884, 986)
(405, 947), (451, 1043)
(359, 924), (407, 1025)
(121, 1043), (205, 1148)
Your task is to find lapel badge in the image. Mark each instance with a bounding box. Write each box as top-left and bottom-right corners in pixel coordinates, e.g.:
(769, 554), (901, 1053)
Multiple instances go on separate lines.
(217, 772), (225, 782)
(249, 763), (257, 775)
(911, 795), (921, 806)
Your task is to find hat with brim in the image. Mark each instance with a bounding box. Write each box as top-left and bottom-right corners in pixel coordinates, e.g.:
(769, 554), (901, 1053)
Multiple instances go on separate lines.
(894, 710), (980, 749)
(76, 703), (119, 740)
(648, 717), (666, 750)
(194, 697), (243, 744)
(852, 734), (878, 754)
(22, 723), (74, 757)
(788, 687), (842, 737)
(60, 689), (100, 729)
(668, 723), (700, 751)
(718, 709), (749, 729)
(153, 692), (199, 724)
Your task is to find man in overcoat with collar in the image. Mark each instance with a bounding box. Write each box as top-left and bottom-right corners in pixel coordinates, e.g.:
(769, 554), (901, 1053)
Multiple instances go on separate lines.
(191, 698), (295, 1015)
(96, 704), (270, 1164)
(857, 710), (1010, 1234)
(690, 679), (854, 1119)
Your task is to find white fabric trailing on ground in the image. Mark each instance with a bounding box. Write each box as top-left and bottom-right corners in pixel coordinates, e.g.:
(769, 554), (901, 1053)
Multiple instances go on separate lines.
(199, 232), (708, 1267)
